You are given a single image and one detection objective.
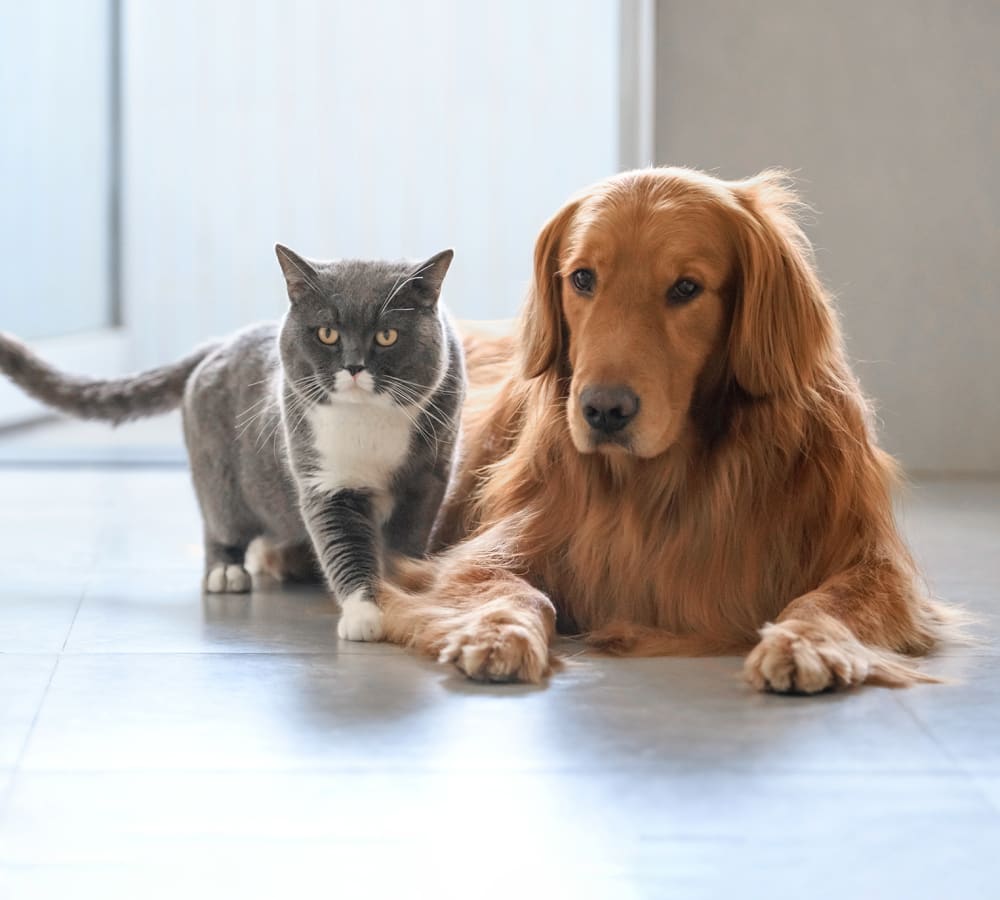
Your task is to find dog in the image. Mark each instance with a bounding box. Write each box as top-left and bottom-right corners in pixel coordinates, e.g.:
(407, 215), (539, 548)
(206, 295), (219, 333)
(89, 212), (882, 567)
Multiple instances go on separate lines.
(379, 166), (956, 693)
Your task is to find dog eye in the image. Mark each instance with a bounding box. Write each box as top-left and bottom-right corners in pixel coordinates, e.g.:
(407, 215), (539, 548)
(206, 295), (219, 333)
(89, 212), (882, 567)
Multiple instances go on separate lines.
(668, 279), (702, 303)
(570, 269), (596, 294)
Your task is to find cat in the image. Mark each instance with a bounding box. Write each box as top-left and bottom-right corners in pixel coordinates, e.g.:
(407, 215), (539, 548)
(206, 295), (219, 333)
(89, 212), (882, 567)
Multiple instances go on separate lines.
(0, 245), (465, 641)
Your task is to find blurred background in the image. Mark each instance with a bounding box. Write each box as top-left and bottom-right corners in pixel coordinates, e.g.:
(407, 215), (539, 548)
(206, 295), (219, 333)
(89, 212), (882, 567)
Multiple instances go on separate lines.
(1, 0), (998, 473)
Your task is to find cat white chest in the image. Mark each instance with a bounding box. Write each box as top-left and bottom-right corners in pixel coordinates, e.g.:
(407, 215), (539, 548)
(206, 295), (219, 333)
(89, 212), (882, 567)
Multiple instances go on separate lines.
(303, 399), (412, 495)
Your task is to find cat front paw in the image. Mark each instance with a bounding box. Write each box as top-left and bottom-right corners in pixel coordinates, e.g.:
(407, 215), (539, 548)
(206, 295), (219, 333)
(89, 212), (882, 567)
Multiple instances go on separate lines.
(204, 563), (252, 594)
(337, 592), (385, 642)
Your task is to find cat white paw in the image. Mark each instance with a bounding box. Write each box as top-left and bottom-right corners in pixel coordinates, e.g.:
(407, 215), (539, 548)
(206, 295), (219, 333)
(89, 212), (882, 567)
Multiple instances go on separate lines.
(337, 593), (384, 642)
(204, 563), (252, 594)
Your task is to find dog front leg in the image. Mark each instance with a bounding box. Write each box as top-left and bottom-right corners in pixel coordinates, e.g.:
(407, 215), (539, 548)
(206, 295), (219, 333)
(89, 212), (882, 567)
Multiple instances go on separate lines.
(379, 530), (557, 684)
(743, 561), (950, 694)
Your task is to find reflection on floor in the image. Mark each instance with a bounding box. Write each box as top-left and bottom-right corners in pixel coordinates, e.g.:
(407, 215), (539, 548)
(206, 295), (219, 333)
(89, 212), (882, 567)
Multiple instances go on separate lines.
(0, 420), (998, 898)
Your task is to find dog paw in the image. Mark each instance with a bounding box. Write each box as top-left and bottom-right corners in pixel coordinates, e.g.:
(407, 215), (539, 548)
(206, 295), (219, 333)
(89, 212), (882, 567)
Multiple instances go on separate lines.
(438, 614), (550, 684)
(204, 563), (252, 594)
(743, 618), (870, 694)
(337, 593), (385, 642)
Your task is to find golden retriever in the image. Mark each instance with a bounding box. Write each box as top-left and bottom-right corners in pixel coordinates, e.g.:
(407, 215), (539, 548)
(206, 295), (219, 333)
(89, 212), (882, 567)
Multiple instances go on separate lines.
(379, 166), (956, 693)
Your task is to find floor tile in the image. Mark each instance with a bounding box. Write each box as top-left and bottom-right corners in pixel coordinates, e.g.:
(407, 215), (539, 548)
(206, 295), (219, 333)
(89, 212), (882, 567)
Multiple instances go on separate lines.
(0, 656), (57, 768)
(0, 858), (627, 900)
(974, 775), (1000, 814)
(19, 652), (951, 775)
(0, 456), (998, 898)
(0, 769), (12, 821)
(1, 771), (998, 899)
(0, 568), (87, 652)
(0, 508), (103, 568)
(900, 480), (1000, 590)
(64, 568), (392, 655)
(0, 412), (185, 465)
(898, 654), (1000, 773)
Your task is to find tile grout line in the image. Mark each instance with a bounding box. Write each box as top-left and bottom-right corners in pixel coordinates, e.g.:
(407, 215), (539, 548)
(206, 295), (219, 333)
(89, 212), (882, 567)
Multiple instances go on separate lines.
(0, 577), (90, 823)
(891, 693), (962, 768)
(891, 691), (1000, 817)
(1, 764), (988, 778)
(0, 655), (60, 828)
(970, 773), (1000, 817)
(59, 576), (91, 655)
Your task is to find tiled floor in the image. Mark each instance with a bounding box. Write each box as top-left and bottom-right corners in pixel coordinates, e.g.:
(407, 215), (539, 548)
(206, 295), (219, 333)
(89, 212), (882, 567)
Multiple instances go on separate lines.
(0, 421), (998, 898)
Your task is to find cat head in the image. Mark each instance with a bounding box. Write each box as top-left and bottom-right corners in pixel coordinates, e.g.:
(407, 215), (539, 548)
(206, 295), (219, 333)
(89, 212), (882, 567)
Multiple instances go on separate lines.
(275, 244), (454, 408)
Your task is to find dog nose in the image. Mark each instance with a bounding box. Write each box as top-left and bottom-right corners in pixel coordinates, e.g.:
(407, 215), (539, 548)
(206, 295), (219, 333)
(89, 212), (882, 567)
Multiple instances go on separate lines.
(345, 365), (365, 377)
(580, 385), (640, 434)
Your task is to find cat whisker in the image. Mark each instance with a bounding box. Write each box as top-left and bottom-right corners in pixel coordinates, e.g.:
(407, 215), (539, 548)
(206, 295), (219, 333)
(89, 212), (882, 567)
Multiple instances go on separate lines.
(407, 413), (439, 453)
(383, 384), (444, 454)
(235, 393), (282, 441)
(235, 389), (278, 419)
(381, 379), (422, 400)
(236, 404), (271, 426)
(287, 373), (328, 392)
(381, 373), (464, 396)
(393, 391), (457, 443)
(383, 378), (457, 432)
(253, 380), (322, 452)
(379, 273), (407, 317)
(395, 400), (439, 454)
(378, 381), (430, 407)
(236, 413), (271, 442)
(245, 373), (279, 389)
(255, 404), (290, 450)
(378, 259), (436, 316)
(235, 410), (275, 439)
(284, 395), (321, 447)
(417, 404), (457, 440)
(277, 380), (330, 450)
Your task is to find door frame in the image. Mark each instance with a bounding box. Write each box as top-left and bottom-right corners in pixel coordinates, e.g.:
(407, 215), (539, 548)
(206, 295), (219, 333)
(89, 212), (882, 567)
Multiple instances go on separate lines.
(618, 0), (657, 171)
(0, 0), (127, 429)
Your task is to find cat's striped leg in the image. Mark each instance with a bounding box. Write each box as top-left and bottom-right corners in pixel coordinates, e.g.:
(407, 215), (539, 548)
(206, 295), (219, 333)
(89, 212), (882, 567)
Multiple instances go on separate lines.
(302, 487), (385, 641)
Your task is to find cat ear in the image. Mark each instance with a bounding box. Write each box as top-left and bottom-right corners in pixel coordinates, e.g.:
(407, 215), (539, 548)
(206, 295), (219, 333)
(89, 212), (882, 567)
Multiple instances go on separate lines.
(275, 244), (319, 303)
(409, 249), (454, 307)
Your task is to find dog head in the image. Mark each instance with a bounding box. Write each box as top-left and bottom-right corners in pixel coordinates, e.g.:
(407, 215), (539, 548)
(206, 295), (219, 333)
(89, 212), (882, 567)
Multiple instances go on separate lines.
(521, 167), (835, 458)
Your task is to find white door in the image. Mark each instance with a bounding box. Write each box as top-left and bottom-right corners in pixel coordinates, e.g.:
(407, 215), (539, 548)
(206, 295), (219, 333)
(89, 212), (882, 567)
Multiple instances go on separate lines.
(0, 0), (127, 426)
(121, 0), (624, 365)
(0, 0), (116, 339)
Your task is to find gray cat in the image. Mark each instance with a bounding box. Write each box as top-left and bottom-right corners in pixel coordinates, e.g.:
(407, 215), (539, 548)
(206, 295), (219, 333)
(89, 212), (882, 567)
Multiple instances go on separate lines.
(0, 246), (465, 641)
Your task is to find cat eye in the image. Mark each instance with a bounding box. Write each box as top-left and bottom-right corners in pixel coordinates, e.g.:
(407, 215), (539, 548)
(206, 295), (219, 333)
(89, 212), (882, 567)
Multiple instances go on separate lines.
(374, 328), (398, 347)
(668, 278), (703, 304)
(317, 327), (340, 345)
(570, 268), (596, 295)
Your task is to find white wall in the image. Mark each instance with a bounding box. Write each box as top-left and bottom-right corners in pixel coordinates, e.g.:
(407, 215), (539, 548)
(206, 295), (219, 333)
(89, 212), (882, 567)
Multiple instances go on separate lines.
(0, 0), (113, 340)
(122, 0), (620, 365)
(655, 0), (1000, 473)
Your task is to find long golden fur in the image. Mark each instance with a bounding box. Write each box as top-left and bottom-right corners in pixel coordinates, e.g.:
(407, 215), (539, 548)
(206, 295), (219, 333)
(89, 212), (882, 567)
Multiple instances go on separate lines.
(379, 166), (956, 693)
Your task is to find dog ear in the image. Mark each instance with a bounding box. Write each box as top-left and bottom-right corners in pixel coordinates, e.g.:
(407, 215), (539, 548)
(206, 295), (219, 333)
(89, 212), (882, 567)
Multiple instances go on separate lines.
(728, 171), (837, 399)
(521, 200), (580, 379)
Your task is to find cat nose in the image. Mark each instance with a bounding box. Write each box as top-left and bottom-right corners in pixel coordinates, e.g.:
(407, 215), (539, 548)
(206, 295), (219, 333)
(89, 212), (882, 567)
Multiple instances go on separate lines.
(345, 365), (365, 377)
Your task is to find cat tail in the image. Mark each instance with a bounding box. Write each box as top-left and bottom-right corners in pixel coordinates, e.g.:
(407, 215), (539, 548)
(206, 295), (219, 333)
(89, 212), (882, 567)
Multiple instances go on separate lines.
(0, 331), (220, 425)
